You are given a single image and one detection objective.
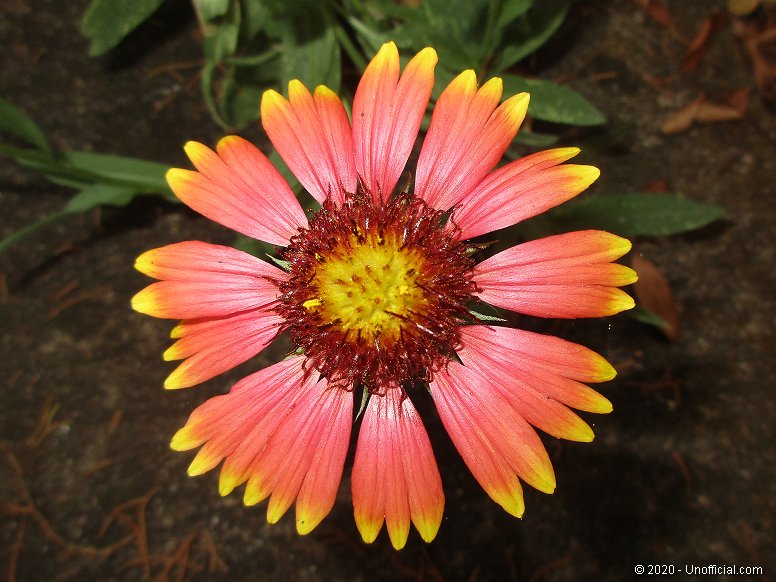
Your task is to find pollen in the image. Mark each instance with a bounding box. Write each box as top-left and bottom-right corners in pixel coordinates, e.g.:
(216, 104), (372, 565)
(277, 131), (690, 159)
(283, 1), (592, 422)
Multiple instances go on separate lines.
(304, 234), (427, 344)
(277, 189), (478, 390)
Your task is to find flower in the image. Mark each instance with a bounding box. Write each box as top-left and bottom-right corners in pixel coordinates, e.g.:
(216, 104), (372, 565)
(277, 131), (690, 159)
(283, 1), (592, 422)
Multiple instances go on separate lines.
(132, 41), (637, 550)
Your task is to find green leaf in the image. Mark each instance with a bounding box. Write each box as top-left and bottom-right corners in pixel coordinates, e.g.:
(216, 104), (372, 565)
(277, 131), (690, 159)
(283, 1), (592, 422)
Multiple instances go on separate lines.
(347, 17), (391, 57)
(546, 193), (725, 237)
(81, 0), (166, 56)
(195, 0), (231, 21)
(496, 0), (532, 29)
(64, 151), (172, 195)
(628, 305), (670, 330)
(0, 212), (68, 254)
(202, 0), (241, 62)
(512, 130), (559, 148)
(64, 184), (139, 214)
(392, 0), (483, 72)
(492, 0), (570, 72)
(239, 0), (270, 42)
(278, 6), (341, 92)
(501, 74), (606, 126)
(0, 98), (51, 153)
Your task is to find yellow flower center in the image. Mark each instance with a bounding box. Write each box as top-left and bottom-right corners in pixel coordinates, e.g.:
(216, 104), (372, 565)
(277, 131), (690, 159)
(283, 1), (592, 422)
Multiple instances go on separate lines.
(277, 191), (477, 389)
(303, 232), (427, 344)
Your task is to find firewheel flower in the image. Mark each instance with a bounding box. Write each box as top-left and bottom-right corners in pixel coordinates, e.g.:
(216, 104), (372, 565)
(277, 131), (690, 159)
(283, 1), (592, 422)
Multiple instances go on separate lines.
(133, 41), (636, 549)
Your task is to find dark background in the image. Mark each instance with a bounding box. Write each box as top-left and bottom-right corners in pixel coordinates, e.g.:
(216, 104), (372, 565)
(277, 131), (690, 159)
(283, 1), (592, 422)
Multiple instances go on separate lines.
(1, 0), (774, 580)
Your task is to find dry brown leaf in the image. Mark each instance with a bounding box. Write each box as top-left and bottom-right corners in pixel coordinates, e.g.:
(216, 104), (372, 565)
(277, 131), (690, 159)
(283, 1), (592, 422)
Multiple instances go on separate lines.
(681, 12), (729, 72)
(661, 93), (747, 134)
(695, 99), (745, 122)
(734, 2), (776, 104)
(636, 0), (676, 29)
(632, 255), (680, 341)
(661, 95), (704, 134)
(726, 87), (752, 113)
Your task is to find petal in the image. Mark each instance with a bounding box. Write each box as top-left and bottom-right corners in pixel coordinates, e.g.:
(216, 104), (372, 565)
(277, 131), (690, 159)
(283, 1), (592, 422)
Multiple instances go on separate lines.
(352, 387), (444, 550)
(453, 148), (600, 239)
(162, 310), (283, 389)
(170, 357), (309, 474)
(249, 379), (353, 531)
(167, 138), (306, 246)
(416, 74), (529, 211)
(352, 42), (437, 201)
(431, 363), (556, 515)
(261, 81), (357, 205)
(454, 335), (594, 443)
(132, 241), (284, 320)
(172, 356), (353, 533)
(458, 325), (614, 413)
(474, 230), (637, 318)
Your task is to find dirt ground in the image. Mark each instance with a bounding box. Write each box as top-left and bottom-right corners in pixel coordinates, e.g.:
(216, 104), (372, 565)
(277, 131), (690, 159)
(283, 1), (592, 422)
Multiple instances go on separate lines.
(1, 0), (774, 580)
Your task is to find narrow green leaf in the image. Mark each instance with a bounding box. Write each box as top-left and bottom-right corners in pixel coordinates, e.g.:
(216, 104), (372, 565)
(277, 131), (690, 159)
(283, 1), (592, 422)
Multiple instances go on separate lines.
(469, 308), (507, 323)
(492, 0), (570, 71)
(501, 74), (606, 126)
(64, 151), (171, 194)
(628, 305), (670, 330)
(347, 17), (392, 57)
(0, 212), (68, 254)
(546, 193), (725, 237)
(0, 98), (52, 153)
(512, 131), (559, 148)
(64, 184), (139, 214)
(497, 0), (533, 29)
(81, 0), (166, 56)
(195, 0), (230, 21)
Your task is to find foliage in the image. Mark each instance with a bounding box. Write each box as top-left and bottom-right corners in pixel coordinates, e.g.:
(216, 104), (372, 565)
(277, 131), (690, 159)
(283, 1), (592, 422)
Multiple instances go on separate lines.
(3, 1), (727, 333)
(0, 98), (174, 253)
(80, 0), (604, 131)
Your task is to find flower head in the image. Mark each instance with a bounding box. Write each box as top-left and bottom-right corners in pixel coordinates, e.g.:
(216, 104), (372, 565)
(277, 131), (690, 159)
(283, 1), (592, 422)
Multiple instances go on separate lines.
(133, 41), (636, 549)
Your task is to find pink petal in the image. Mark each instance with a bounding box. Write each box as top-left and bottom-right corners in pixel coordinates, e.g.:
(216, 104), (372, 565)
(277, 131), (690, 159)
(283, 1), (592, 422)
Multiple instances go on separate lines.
(162, 310), (283, 389)
(474, 230), (637, 318)
(453, 148), (600, 239)
(171, 357), (310, 475)
(458, 325), (614, 413)
(132, 241), (284, 320)
(261, 81), (357, 205)
(431, 363), (556, 516)
(171, 356), (353, 534)
(249, 378), (353, 531)
(167, 138), (306, 246)
(416, 74), (529, 211)
(352, 42), (437, 201)
(352, 387), (444, 549)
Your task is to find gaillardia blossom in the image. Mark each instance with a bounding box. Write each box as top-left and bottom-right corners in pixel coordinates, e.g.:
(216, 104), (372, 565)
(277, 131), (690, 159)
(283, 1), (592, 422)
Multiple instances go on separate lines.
(133, 42), (636, 549)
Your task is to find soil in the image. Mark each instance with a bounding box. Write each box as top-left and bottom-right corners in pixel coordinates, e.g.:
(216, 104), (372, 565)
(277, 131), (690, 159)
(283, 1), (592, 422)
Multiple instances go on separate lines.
(1, 1), (774, 581)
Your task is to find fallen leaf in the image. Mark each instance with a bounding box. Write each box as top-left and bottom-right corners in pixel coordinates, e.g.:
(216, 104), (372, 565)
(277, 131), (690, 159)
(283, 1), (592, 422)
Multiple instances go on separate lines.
(734, 3), (776, 104)
(726, 87), (751, 114)
(637, 0), (675, 29)
(636, 0), (686, 41)
(681, 12), (729, 72)
(661, 95), (704, 134)
(661, 93), (747, 134)
(631, 254), (680, 341)
(695, 99), (746, 122)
